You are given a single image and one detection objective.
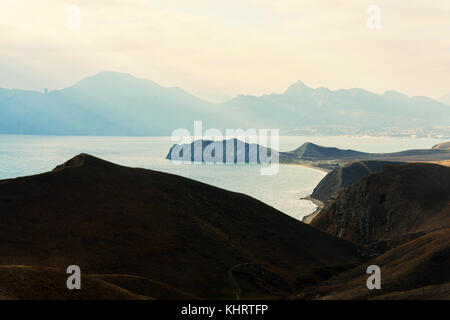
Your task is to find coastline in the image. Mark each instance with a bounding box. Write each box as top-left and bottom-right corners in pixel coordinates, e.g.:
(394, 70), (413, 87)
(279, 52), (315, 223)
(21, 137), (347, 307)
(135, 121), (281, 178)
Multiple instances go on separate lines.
(287, 162), (332, 173)
(301, 195), (324, 224)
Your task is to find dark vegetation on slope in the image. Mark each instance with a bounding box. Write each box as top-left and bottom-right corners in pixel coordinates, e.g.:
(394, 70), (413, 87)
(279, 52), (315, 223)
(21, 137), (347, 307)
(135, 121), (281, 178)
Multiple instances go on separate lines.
(0, 154), (361, 300)
(302, 163), (450, 299)
(310, 160), (405, 204)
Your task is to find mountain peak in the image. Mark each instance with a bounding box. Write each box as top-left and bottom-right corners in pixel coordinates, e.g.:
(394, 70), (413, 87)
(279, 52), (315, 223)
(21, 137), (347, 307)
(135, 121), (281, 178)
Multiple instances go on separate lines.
(72, 71), (160, 90)
(284, 80), (313, 96)
(52, 153), (118, 172)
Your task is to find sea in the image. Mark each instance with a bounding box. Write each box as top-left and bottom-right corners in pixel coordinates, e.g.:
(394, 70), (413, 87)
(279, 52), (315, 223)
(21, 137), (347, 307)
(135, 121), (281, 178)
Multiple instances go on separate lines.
(0, 135), (445, 221)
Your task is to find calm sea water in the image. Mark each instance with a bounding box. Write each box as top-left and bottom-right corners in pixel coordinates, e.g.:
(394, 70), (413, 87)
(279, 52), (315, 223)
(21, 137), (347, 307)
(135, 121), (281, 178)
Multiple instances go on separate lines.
(0, 135), (445, 220)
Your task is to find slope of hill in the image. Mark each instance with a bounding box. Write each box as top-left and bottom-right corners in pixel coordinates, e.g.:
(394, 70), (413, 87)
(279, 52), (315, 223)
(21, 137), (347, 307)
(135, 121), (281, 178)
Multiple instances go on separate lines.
(440, 93), (450, 106)
(297, 228), (450, 300)
(279, 142), (450, 171)
(310, 160), (405, 204)
(283, 142), (366, 160)
(311, 163), (450, 247)
(297, 163), (450, 299)
(433, 141), (450, 150)
(0, 154), (361, 299)
(0, 266), (149, 300)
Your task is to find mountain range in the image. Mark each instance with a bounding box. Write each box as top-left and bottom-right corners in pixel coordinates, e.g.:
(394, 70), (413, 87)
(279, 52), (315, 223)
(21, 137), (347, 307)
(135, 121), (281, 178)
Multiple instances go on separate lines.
(440, 93), (450, 106)
(0, 72), (449, 136)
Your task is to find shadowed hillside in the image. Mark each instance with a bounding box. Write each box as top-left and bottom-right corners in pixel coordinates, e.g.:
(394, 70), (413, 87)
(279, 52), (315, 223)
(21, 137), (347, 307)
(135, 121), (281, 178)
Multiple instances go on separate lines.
(310, 160), (405, 204)
(433, 141), (450, 150)
(284, 143), (366, 160)
(311, 163), (450, 246)
(299, 163), (450, 299)
(0, 154), (361, 299)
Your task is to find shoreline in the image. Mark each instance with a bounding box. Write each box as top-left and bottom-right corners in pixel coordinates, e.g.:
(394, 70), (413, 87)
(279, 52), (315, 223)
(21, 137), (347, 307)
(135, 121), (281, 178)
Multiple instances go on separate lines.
(286, 162), (332, 173)
(300, 195), (325, 224)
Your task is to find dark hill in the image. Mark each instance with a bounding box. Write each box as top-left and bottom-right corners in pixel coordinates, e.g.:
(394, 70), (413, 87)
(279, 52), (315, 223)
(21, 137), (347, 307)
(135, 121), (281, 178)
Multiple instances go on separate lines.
(297, 228), (450, 300)
(285, 143), (366, 160)
(433, 141), (450, 150)
(0, 154), (360, 299)
(311, 163), (450, 247)
(299, 163), (450, 299)
(282, 142), (450, 163)
(310, 160), (405, 204)
(166, 138), (277, 164)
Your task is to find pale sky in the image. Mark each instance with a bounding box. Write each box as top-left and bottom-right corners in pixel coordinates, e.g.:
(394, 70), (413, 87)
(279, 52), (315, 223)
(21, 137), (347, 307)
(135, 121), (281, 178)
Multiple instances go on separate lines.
(1, 0), (449, 102)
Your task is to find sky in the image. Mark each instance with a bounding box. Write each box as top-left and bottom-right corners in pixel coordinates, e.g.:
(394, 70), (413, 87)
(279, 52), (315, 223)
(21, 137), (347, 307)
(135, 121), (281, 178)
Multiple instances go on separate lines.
(0, 0), (449, 102)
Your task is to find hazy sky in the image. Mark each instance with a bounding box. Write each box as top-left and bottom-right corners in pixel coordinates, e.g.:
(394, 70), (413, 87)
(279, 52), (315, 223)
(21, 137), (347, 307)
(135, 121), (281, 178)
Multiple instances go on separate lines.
(1, 0), (449, 102)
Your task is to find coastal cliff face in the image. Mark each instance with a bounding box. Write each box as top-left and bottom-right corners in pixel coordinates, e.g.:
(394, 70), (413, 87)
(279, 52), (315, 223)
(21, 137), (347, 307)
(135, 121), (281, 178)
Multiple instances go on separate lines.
(310, 160), (404, 205)
(300, 163), (450, 299)
(312, 163), (450, 246)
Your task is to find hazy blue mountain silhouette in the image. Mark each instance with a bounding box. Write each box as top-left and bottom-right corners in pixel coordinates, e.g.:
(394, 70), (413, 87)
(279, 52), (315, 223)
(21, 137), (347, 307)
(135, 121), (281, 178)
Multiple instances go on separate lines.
(440, 93), (450, 106)
(224, 81), (450, 134)
(0, 72), (449, 135)
(0, 72), (232, 135)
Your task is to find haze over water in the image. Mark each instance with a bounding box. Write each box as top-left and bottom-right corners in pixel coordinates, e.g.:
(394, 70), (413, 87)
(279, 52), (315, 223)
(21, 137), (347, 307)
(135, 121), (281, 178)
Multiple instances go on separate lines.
(0, 135), (445, 220)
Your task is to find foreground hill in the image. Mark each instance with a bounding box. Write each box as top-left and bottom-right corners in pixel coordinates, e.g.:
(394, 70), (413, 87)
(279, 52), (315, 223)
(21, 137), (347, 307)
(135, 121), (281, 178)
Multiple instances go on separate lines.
(297, 228), (450, 300)
(0, 154), (360, 299)
(312, 163), (450, 246)
(0, 266), (148, 300)
(299, 163), (450, 299)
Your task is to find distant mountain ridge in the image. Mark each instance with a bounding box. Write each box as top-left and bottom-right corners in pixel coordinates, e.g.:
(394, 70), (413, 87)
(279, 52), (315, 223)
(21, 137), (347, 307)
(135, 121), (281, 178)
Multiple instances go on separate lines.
(440, 93), (450, 105)
(1, 71), (449, 136)
(0, 72), (232, 136)
(225, 81), (450, 136)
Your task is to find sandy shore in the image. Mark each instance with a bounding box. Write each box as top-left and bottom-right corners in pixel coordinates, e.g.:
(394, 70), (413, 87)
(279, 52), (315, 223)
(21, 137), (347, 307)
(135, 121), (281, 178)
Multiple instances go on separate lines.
(288, 162), (332, 173)
(301, 196), (325, 224)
